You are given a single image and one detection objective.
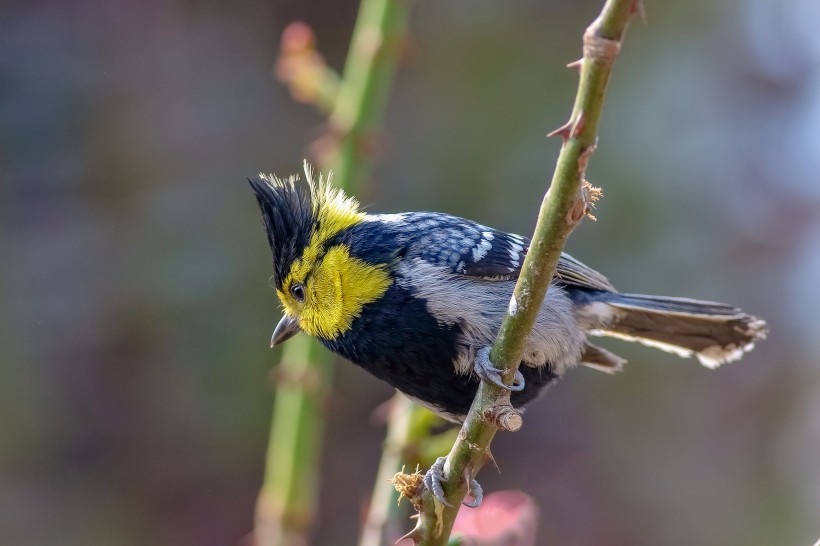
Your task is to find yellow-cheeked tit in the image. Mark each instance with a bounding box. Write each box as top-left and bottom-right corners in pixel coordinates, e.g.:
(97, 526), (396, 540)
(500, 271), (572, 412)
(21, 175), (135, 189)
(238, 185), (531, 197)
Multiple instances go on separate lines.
(249, 162), (768, 424)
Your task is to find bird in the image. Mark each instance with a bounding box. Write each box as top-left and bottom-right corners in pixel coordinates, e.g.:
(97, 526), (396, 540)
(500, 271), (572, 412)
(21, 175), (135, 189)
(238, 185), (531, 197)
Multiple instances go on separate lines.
(248, 161), (767, 504)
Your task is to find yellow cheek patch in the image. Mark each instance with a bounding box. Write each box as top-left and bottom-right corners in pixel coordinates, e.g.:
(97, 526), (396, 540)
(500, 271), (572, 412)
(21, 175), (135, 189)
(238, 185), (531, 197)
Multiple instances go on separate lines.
(279, 186), (365, 305)
(274, 166), (383, 339)
(281, 245), (391, 340)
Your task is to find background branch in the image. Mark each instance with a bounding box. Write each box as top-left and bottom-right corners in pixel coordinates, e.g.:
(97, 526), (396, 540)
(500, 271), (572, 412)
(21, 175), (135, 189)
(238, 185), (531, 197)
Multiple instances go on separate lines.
(405, 1), (638, 543)
(255, 1), (413, 544)
(359, 394), (417, 546)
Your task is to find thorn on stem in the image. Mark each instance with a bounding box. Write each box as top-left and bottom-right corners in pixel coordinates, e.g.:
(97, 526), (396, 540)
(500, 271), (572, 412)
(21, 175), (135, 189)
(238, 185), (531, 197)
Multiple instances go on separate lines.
(397, 526), (422, 544)
(571, 110), (586, 139)
(484, 450), (501, 474)
(461, 467), (484, 508)
(547, 119), (573, 140)
(547, 109), (586, 142)
(566, 58), (583, 70)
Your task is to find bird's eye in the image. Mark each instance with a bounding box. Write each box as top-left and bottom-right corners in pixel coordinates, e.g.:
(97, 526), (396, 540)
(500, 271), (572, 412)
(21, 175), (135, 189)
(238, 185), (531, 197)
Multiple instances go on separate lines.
(290, 283), (305, 303)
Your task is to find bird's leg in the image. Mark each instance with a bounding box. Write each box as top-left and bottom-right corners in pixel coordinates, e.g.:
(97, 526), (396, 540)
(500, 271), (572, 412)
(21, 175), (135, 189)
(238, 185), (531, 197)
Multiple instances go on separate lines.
(423, 456), (485, 508)
(473, 347), (525, 391)
(424, 350), (520, 508)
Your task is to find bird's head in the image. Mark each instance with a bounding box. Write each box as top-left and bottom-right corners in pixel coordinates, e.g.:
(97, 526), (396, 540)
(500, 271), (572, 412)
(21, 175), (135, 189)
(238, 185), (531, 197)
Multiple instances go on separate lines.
(249, 161), (391, 345)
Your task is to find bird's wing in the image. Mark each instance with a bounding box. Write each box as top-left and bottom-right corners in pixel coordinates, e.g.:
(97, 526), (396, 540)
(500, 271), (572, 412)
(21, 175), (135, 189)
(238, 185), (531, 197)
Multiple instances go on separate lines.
(554, 251), (616, 292)
(405, 213), (616, 291)
(458, 229), (529, 280)
(404, 215), (525, 281)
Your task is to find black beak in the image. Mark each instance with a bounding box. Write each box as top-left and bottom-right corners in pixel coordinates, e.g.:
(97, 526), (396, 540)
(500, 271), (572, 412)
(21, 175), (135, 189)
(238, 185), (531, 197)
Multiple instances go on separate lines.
(271, 315), (301, 347)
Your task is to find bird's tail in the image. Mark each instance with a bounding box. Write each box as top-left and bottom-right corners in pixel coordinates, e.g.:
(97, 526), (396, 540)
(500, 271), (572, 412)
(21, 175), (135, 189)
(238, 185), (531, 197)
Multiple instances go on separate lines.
(576, 292), (768, 369)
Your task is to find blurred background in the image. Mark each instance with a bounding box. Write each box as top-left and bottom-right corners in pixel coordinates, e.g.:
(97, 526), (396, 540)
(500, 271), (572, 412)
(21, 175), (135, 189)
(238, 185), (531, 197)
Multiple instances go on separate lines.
(2, 0), (819, 544)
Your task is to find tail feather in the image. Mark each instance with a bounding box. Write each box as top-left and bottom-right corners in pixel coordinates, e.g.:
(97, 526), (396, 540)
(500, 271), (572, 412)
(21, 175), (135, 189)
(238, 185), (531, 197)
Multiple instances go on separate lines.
(578, 292), (768, 369)
(580, 342), (627, 374)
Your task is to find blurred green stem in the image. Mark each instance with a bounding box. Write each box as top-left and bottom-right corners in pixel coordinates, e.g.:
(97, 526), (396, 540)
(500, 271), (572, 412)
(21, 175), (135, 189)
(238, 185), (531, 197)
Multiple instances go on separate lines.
(255, 1), (413, 545)
(358, 394), (416, 546)
(325, 0), (411, 187)
(256, 337), (330, 545)
(406, 0), (636, 543)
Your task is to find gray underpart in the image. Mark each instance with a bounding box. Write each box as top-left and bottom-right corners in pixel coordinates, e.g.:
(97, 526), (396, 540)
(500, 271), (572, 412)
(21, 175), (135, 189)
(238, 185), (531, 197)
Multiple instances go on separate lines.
(397, 258), (587, 377)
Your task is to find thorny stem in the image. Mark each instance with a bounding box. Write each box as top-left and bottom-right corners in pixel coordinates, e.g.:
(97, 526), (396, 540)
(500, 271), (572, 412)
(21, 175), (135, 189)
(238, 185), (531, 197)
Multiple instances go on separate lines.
(404, 1), (637, 543)
(255, 1), (413, 545)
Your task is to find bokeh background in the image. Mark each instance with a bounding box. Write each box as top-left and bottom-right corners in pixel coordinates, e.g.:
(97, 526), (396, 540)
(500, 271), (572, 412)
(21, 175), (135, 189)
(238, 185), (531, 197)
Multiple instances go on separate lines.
(2, 0), (819, 544)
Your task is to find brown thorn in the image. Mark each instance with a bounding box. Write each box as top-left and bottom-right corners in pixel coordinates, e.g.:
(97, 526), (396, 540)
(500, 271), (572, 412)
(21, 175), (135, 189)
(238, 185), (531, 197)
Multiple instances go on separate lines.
(397, 525), (422, 544)
(566, 58), (583, 70)
(484, 450), (501, 474)
(462, 465), (473, 485)
(571, 109), (586, 139)
(548, 109), (587, 142)
(462, 466), (480, 503)
(547, 119), (573, 141)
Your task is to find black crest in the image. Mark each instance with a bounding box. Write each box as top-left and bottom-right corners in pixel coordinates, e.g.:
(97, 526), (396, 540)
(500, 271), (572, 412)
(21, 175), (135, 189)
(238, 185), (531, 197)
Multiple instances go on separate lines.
(249, 174), (316, 290)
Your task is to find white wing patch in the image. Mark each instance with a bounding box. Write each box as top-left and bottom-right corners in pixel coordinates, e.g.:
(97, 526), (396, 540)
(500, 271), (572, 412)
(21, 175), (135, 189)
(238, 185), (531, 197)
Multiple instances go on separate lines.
(471, 237), (493, 262)
(508, 241), (524, 268)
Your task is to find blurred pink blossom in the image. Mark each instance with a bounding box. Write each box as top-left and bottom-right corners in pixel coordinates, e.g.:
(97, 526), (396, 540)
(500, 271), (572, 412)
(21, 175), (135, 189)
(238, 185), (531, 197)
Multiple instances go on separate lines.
(450, 490), (540, 546)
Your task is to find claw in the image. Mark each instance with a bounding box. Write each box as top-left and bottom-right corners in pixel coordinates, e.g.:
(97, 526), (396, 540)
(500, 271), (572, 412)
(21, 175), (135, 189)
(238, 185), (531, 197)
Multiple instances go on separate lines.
(462, 475), (484, 508)
(423, 457), (452, 507)
(474, 347), (525, 392)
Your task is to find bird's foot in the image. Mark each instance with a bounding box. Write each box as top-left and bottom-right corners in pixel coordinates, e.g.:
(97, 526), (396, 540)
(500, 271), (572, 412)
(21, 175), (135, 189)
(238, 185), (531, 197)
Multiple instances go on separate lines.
(423, 457), (484, 508)
(423, 457), (450, 507)
(474, 347), (525, 392)
(463, 472), (484, 508)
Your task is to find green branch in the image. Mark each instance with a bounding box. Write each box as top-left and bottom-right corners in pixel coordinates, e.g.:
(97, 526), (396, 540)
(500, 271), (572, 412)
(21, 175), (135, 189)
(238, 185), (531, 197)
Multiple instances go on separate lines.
(255, 1), (413, 544)
(358, 394), (416, 546)
(325, 0), (411, 186)
(404, 1), (638, 543)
